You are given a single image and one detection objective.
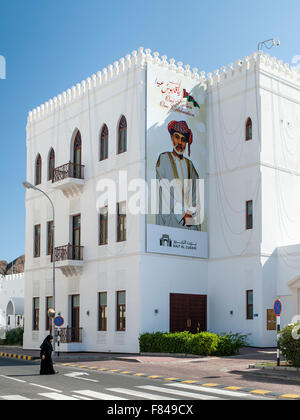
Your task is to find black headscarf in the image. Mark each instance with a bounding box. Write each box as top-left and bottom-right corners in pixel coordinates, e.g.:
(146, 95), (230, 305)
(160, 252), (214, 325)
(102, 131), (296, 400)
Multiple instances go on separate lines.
(40, 335), (53, 354)
(40, 335), (53, 347)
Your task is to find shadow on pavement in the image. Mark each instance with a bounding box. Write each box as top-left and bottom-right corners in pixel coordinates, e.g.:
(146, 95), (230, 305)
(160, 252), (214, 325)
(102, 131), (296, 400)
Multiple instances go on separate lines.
(230, 369), (300, 386)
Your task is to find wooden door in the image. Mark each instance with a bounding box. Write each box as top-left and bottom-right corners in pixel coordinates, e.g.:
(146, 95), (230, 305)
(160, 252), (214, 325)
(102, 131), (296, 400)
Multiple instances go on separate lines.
(267, 309), (276, 331)
(170, 294), (207, 334)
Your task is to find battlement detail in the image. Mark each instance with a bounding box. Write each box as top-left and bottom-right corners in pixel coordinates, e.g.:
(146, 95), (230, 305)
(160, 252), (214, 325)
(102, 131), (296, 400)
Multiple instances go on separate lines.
(27, 48), (300, 126)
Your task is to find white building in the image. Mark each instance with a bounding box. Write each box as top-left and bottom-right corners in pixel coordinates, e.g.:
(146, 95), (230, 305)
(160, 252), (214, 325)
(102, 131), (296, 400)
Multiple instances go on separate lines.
(23, 48), (300, 352)
(0, 273), (24, 338)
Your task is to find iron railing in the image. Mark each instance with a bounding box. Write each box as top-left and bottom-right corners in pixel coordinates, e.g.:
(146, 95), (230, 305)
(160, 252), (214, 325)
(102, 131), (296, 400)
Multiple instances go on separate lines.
(57, 327), (83, 343)
(52, 244), (84, 262)
(52, 162), (85, 183)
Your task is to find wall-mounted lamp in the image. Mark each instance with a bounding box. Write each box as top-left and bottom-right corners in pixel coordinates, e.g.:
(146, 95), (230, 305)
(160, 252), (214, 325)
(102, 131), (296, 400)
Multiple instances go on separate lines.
(257, 38), (280, 51)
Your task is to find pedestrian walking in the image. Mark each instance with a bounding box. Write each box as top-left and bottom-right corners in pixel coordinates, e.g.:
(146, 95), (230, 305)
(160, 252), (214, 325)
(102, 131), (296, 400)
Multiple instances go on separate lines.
(40, 335), (55, 375)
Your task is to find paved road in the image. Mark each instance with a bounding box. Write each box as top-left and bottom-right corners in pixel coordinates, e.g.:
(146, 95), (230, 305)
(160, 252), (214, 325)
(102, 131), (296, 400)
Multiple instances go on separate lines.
(0, 358), (274, 401)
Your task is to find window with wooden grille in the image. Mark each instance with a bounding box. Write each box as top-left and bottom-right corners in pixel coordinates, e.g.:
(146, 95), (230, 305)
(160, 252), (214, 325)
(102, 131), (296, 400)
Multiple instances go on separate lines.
(246, 200), (253, 230)
(46, 296), (53, 331)
(117, 291), (126, 331)
(47, 221), (54, 256)
(73, 131), (82, 179)
(34, 225), (41, 258)
(99, 207), (108, 246)
(246, 117), (253, 141)
(117, 202), (126, 242)
(35, 154), (42, 185)
(246, 290), (254, 320)
(118, 116), (127, 154)
(100, 124), (109, 161)
(48, 148), (55, 181)
(33, 298), (40, 331)
(98, 292), (107, 331)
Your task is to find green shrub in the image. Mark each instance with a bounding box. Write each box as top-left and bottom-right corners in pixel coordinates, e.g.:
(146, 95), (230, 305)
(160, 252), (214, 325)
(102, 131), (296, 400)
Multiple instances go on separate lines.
(188, 332), (219, 355)
(139, 331), (190, 354)
(139, 331), (248, 357)
(215, 333), (249, 356)
(278, 323), (300, 367)
(4, 328), (24, 346)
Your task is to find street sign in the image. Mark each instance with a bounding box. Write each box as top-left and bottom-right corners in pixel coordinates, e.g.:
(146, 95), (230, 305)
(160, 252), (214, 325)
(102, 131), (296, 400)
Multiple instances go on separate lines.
(274, 300), (282, 317)
(54, 316), (64, 327)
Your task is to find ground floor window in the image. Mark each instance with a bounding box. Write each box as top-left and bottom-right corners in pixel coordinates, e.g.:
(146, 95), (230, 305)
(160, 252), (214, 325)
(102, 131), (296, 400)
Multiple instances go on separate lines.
(116, 291), (126, 331)
(117, 202), (126, 242)
(33, 297), (40, 331)
(98, 292), (107, 331)
(246, 290), (254, 320)
(46, 296), (53, 331)
(34, 224), (41, 257)
(246, 200), (253, 230)
(99, 207), (108, 246)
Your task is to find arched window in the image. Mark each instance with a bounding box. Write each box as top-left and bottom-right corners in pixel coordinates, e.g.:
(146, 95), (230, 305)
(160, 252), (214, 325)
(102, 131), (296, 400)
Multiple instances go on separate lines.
(73, 131), (82, 178)
(118, 116), (127, 154)
(35, 154), (42, 185)
(48, 148), (55, 181)
(100, 124), (109, 161)
(246, 117), (253, 141)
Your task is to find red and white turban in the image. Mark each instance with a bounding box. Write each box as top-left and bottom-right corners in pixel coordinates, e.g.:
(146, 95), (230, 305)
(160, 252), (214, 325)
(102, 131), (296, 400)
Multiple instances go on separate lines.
(168, 120), (193, 156)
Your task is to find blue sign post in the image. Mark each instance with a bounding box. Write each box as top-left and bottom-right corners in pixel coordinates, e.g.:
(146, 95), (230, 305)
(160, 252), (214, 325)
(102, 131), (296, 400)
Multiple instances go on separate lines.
(54, 316), (64, 327)
(54, 316), (64, 358)
(274, 300), (282, 367)
(274, 300), (282, 317)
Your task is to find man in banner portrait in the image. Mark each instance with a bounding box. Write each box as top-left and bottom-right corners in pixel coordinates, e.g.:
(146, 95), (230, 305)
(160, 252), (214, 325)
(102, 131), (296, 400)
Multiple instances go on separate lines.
(156, 120), (201, 230)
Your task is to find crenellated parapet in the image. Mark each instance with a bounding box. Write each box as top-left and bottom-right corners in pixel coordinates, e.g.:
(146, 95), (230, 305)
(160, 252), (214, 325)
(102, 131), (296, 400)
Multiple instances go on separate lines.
(0, 273), (24, 283)
(27, 47), (205, 126)
(27, 48), (300, 126)
(206, 51), (300, 88)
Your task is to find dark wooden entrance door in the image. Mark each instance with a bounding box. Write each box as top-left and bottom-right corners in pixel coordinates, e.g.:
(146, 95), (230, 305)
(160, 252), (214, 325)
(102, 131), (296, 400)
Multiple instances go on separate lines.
(170, 293), (207, 334)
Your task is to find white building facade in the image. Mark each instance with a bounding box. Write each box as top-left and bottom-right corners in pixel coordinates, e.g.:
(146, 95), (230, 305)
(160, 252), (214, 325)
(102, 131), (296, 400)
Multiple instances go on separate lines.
(0, 273), (24, 338)
(23, 48), (300, 352)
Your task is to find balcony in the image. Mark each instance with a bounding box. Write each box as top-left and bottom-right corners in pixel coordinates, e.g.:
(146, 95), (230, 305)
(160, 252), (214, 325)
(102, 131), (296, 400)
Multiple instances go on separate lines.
(52, 244), (84, 277)
(57, 327), (83, 344)
(52, 162), (85, 198)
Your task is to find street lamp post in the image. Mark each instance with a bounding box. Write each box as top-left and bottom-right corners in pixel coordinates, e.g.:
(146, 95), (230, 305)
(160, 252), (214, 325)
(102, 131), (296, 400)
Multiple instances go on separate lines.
(23, 181), (56, 358)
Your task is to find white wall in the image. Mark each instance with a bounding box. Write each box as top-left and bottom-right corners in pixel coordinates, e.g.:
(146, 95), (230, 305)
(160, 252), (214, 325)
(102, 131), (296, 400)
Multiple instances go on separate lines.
(0, 274), (24, 337)
(23, 50), (300, 351)
(260, 58), (300, 329)
(24, 51), (147, 351)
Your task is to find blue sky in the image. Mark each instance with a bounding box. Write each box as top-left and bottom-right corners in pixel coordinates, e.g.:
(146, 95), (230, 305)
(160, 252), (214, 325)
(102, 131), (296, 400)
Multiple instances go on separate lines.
(0, 0), (299, 262)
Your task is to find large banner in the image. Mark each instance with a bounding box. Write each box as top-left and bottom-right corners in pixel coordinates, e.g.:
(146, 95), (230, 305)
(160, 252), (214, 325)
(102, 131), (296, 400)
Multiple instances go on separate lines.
(146, 65), (208, 258)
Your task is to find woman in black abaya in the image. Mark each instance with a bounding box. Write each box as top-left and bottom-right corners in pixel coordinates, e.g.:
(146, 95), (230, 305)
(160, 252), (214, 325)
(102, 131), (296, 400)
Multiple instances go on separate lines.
(40, 335), (55, 375)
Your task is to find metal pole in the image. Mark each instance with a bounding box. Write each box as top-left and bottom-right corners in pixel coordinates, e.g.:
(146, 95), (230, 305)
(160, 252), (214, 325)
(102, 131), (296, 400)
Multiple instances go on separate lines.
(22, 182), (56, 359)
(48, 199), (56, 360)
(36, 190), (56, 359)
(277, 316), (281, 367)
(57, 329), (60, 358)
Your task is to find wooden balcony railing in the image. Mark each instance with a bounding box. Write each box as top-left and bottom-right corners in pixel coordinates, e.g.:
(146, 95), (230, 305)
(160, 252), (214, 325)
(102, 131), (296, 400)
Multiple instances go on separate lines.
(57, 327), (83, 343)
(52, 244), (84, 262)
(52, 162), (85, 183)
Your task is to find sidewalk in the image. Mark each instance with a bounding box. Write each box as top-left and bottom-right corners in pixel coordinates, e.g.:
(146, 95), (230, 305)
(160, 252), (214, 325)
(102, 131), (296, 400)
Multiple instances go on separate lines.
(0, 345), (141, 362)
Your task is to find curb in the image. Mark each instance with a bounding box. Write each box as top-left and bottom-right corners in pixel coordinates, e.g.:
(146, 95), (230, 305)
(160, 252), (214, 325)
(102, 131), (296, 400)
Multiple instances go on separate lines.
(140, 353), (203, 359)
(60, 363), (300, 400)
(0, 352), (39, 362)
